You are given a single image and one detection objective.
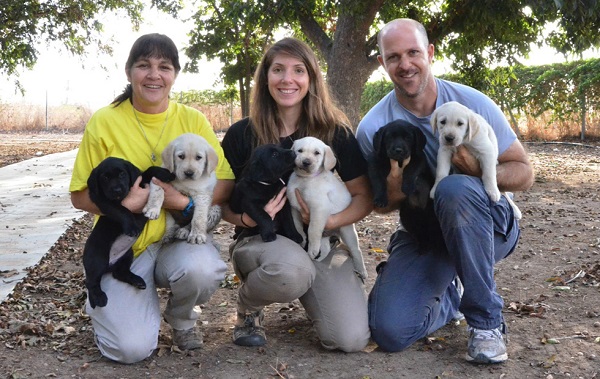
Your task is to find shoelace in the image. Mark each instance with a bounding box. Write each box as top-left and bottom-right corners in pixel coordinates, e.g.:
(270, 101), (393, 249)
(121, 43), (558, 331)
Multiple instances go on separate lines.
(469, 327), (501, 340)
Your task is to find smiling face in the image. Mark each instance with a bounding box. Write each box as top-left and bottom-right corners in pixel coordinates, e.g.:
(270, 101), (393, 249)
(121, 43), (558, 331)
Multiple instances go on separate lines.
(377, 20), (434, 101)
(267, 53), (310, 113)
(127, 56), (177, 113)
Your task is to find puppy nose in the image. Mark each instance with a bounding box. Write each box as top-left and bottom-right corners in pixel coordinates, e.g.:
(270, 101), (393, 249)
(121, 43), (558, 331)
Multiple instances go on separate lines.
(302, 159), (311, 167)
(392, 147), (405, 156)
(184, 170), (194, 178)
(444, 135), (455, 143)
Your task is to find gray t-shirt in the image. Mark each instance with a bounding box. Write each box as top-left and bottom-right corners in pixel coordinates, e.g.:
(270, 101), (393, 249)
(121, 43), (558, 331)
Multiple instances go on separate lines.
(356, 78), (517, 173)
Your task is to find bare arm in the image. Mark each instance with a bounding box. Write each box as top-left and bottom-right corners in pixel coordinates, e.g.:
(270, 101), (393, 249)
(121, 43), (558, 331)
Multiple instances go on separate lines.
(70, 176), (149, 214)
(150, 178), (235, 212)
(374, 159), (407, 214)
(452, 140), (534, 192)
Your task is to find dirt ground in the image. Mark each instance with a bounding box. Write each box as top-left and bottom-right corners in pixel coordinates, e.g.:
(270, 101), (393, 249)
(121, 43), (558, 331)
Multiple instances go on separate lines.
(0, 133), (599, 379)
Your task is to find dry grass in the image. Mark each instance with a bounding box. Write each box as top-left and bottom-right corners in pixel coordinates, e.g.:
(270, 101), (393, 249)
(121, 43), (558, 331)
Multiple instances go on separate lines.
(0, 103), (91, 133)
(0, 102), (240, 134)
(518, 111), (600, 141)
(0, 102), (598, 140)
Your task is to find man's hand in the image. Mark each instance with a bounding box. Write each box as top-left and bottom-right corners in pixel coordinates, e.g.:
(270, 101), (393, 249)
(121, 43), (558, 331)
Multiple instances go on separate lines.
(451, 145), (482, 177)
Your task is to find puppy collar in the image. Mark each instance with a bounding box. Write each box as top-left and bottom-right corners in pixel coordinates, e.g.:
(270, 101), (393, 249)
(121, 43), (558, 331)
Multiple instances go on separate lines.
(258, 178), (286, 186)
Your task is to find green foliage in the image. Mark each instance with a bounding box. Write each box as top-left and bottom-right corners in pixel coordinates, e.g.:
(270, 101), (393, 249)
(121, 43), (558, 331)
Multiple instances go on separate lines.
(185, 0), (282, 117)
(360, 79), (393, 116)
(0, 0), (146, 78)
(181, 0), (600, 128)
(173, 87), (239, 106)
(361, 58), (600, 139)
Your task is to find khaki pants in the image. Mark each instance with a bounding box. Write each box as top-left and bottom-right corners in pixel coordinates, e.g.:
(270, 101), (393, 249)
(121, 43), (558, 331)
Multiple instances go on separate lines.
(230, 234), (370, 352)
(86, 236), (227, 364)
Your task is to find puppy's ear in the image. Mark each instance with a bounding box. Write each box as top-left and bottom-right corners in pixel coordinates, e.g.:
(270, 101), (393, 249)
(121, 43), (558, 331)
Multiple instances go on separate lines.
(87, 168), (99, 198)
(125, 161), (141, 187)
(466, 111), (480, 142)
(430, 108), (439, 133)
(247, 158), (268, 182)
(323, 145), (337, 171)
(413, 127), (427, 153)
(205, 146), (218, 175)
(373, 127), (385, 156)
(161, 141), (176, 171)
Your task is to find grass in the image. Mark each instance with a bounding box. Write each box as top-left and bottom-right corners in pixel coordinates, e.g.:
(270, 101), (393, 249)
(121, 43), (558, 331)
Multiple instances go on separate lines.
(0, 101), (597, 141)
(0, 102), (239, 134)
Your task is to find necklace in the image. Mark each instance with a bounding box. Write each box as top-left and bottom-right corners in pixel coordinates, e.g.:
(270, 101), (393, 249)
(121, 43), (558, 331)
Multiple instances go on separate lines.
(133, 108), (168, 162)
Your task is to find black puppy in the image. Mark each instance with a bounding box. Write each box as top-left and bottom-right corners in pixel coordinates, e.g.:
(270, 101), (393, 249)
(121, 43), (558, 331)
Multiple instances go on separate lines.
(368, 120), (445, 251)
(229, 144), (303, 244)
(84, 157), (175, 308)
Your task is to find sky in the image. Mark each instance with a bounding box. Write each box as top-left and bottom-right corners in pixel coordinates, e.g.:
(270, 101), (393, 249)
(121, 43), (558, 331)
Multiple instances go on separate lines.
(0, 6), (222, 111)
(0, 6), (595, 112)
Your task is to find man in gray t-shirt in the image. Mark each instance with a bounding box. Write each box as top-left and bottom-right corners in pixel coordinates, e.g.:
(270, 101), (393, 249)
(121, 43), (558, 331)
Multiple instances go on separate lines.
(356, 18), (534, 364)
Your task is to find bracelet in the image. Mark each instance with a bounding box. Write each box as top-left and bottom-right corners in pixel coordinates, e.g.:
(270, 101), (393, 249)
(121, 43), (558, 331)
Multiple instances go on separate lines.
(182, 196), (194, 217)
(240, 212), (251, 228)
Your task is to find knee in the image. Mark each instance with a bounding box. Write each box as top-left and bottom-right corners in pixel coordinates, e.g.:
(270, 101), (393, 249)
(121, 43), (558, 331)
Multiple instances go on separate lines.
(321, 330), (370, 353)
(173, 251), (227, 291)
(435, 175), (474, 204)
(369, 317), (420, 352)
(97, 334), (156, 364)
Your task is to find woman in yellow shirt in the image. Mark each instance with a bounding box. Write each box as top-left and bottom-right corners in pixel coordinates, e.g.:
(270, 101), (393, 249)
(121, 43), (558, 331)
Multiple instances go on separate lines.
(69, 33), (234, 364)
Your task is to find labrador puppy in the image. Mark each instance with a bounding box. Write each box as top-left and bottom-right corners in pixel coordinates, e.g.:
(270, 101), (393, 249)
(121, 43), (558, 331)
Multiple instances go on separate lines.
(287, 137), (367, 279)
(368, 120), (445, 251)
(144, 133), (220, 244)
(85, 157), (175, 308)
(430, 101), (522, 219)
(229, 144), (303, 244)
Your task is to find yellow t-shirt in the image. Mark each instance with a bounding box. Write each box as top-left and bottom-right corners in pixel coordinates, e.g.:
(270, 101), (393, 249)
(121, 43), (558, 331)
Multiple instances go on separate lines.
(70, 100), (234, 257)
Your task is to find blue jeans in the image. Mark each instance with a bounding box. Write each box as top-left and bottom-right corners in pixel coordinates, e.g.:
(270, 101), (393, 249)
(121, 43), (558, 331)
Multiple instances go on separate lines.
(368, 175), (520, 352)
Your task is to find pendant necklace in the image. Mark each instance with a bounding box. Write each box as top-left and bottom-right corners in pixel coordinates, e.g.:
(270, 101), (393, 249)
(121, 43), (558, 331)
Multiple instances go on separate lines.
(133, 108), (168, 162)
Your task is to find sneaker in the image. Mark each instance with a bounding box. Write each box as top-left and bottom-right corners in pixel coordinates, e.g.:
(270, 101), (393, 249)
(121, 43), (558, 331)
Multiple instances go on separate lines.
(465, 325), (508, 364)
(233, 310), (266, 347)
(172, 327), (203, 350)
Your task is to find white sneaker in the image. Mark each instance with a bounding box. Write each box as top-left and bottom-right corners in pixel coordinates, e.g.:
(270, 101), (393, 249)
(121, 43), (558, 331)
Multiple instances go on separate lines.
(465, 325), (508, 364)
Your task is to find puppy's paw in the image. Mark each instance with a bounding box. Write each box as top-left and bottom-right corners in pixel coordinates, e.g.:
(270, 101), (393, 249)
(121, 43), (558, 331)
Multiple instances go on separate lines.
(88, 289), (108, 309)
(143, 205), (161, 220)
(187, 231), (207, 244)
(354, 263), (368, 281)
(175, 227), (190, 240)
(429, 184), (438, 199)
(486, 187), (501, 202)
(115, 272), (146, 290)
(307, 244), (321, 260)
(123, 224), (141, 237)
(261, 231), (277, 242)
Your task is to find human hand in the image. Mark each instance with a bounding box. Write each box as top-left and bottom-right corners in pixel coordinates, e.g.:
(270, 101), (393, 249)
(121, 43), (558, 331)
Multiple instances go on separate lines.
(295, 189), (337, 230)
(121, 176), (150, 213)
(151, 178), (188, 210)
(264, 187), (288, 220)
(452, 145), (483, 177)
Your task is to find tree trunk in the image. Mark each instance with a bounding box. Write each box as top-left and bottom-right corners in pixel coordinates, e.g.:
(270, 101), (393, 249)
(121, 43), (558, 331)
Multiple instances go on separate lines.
(295, 0), (383, 128)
